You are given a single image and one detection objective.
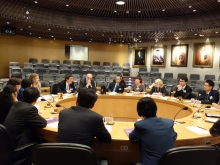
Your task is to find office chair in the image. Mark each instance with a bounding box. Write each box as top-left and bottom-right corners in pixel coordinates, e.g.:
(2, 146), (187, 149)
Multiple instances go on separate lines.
(51, 83), (59, 94)
(158, 146), (217, 165)
(32, 143), (108, 165)
(0, 124), (36, 165)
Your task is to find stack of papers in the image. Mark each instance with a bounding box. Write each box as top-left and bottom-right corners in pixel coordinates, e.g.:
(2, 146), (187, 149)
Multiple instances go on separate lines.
(123, 128), (134, 136)
(46, 117), (59, 128)
(205, 118), (218, 123)
(185, 126), (209, 135)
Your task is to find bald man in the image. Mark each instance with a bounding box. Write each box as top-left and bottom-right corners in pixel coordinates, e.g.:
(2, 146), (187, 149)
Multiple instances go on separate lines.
(78, 73), (96, 91)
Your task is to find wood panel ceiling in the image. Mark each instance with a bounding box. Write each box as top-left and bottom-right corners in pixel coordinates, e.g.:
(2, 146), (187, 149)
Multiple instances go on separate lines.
(0, 0), (220, 43)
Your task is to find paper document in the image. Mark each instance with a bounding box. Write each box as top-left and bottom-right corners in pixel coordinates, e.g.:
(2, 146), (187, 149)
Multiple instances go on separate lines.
(123, 128), (134, 136)
(203, 107), (218, 110)
(105, 125), (112, 132)
(47, 122), (58, 128)
(185, 126), (209, 135)
(205, 118), (218, 123)
(46, 117), (58, 124)
(34, 105), (40, 110)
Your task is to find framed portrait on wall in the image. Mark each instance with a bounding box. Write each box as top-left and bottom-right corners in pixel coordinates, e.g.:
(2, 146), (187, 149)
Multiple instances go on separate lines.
(171, 44), (188, 67)
(193, 42), (215, 68)
(132, 48), (147, 68)
(151, 46), (166, 67)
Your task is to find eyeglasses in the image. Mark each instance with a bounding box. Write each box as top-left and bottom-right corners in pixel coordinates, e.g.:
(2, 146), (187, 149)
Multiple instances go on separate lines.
(179, 81), (185, 82)
(204, 85), (210, 86)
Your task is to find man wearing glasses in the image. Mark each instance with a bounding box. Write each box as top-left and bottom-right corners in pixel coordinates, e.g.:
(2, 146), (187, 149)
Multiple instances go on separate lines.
(191, 79), (219, 104)
(174, 76), (192, 99)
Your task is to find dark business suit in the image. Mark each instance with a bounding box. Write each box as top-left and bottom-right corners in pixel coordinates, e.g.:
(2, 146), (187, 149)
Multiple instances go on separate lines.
(3, 102), (47, 148)
(108, 80), (126, 93)
(129, 117), (177, 165)
(57, 80), (76, 93)
(197, 90), (219, 104)
(174, 84), (192, 99)
(150, 86), (166, 95)
(56, 106), (111, 147)
(0, 98), (14, 124)
(78, 78), (96, 91)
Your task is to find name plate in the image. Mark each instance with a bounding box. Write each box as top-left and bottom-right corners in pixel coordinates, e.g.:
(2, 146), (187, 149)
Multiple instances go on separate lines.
(108, 92), (116, 95)
(161, 97), (168, 100)
(126, 93), (133, 96)
(144, 94), (151, 97)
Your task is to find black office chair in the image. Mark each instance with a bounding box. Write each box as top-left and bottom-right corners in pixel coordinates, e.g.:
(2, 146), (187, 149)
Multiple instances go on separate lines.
(0, 124), (36, 165)
(51, 83), (59, 94)
(158, 146), (217, 165)
(32, 143), (108, 165)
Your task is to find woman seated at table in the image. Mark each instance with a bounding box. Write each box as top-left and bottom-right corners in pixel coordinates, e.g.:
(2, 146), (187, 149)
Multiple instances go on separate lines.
(0, 85), (18, 124)
(131, 77), (145, 92)
(212, 84), (220, 108)
(150, 78), (166, 96)
(29, 73), (41, 94)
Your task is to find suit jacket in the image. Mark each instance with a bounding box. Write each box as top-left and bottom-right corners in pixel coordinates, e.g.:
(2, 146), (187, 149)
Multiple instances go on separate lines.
(129, 117), (177, 165)
(78, 78), (96, 91)
(197, 90), (219, 104)
(56, 106), (111, 146)
(3, 102), (47, 148)
(108, 81), (126, 93)
(174, 84), (192, 99)
(0, 98), (14, 124)
(57, 80), (76, 93)
(150, 86), (166, 95)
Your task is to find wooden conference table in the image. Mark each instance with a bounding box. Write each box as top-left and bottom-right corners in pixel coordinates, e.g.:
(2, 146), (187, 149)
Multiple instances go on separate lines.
(35, 93), (220, 165)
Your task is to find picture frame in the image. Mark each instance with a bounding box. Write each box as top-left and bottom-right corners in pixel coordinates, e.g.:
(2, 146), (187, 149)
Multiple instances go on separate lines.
(132, 47), (147, 68)
(193, 42), (215, 68)
(171, 44), (188, 67)
(151, 46), (167, 67)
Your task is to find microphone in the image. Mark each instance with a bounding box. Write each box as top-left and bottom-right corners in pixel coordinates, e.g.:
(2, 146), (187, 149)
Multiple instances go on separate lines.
(205, 105), (211, 108)
(55, 104), (66, 109)
(191, 104), (204, 119)
(174, 107), (188, 124)
(191, 100), (198, 108)
(57, 87), (63, 93)
(41, 98), (55, 109)
(183, 93), (190, 99)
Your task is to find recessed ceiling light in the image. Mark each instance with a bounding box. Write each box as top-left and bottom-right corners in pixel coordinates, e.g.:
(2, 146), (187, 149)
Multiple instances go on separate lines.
(116, 1), (125, 5)
(48, 28), (51, 31)
(114, 40), (116, 42)
(215, 32), (219, 33)
(122, 41), (124, 42)
(126, 10), (129, 14)
(29, 33), (32, 35)
(114, 10), (117, 12)
(53, 38), (56, 40)
(39, 36), (41, 38)
(71, 40), (73, 41)
(67, 31), (70, 33)
(139, 41), (142, 42)
(90, 9), (93, 11)
(70, 38), (72, 40)
(28, 26), (31, 28)
(89, 41), (91, 42)
(193, 9), (196, 12)
(218, 0), (220, 2)
(6, 22), (10, 24)
(66, 4), (69, 7)
(138, 11), (141, 13)
(20, 28), (23, 31)
(194, 34), (197, 35)
(51, 36), (54, 37)
(34, 1), (38, 3)
(162, 9), (166, 12)
(85, 33), (87, 35)
(189, 6), (192, 8)
(139, 35), (141, 37)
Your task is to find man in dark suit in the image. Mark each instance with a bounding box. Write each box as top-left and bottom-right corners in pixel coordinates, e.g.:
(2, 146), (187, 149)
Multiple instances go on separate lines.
(56, 88), (111, 147)
(57, 74), (76, 93)
(108, 75), (126, 93)
(174, 76), (192, 99)
(4, 87), (47, 148)
(135, 50), (145, 65)
(78, 73), (96, 91)
(191, 79), (219, 104)
(129, 97), (177, 165)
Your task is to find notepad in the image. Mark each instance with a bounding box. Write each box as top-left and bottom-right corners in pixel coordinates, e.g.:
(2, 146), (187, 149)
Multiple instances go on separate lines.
(46, 117), (58, 124)
(185, 126), (209, 135)
(47, 122), (58, 128)
(124, 128), (134, 136)
(205, 118), (218, 123)
(34, 105), (40, 110)
(105, 125), (112, 133)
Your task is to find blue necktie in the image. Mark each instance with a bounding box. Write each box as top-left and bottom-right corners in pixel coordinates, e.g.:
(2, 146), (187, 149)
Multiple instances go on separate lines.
(113, 84), (118, 92)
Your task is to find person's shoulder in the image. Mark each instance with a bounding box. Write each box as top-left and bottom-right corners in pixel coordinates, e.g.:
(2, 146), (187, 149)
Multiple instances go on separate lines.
(158, 117), (174, 125)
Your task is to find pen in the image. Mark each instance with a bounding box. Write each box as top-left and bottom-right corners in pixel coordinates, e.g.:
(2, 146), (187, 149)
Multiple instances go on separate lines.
(197, 126), (206, 130)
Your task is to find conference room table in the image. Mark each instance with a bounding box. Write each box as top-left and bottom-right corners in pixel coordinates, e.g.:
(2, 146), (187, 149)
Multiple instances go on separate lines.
(35, 93), (220, 165)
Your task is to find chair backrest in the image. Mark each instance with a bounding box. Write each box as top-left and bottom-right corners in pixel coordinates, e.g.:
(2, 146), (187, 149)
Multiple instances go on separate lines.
(9, 62), (20, 68)
(93, 61), (100, 66)
(41, 59), (50, 64)
(83, 61), (91, 66)
(150, 67), (159, 73)
(51, 83), (59, 94)
(139, 68), (147, 72)
(40, 80), (50, 87)
(112, 62), (119, 67)
(96, 81), (107, 87)
(63, 60), (71, 65)
(24, 62), (33, 68)
(213, 81), (220, 90)
(193, 88), (204, 95)
(52, 60), (60, 64)
(194, 80), (205, 89)
(103, 62), (110, 66)
(35, 63), (45, 68)
(32, 143), (97, 165)
(190, 91), (198, 99)
(60, 64), (69, 69)
(60, 69), (72, 74)
(49, 63), (57, 68)
(166, 79), (178, 86)
(95, 75), (106, 82)
(23, 68), (34, 74)
(43, 74), (54, 81)
(158, 146), (217, 165)
(72, 74), (81, 82)
(177, 73), (187, 80)
(0, 124), (13, 165)
(204, 74), (215, 81)
(29, 58), (38, 64)
(73, 60), (80, 65)
(164, 73), (173, 79)
(122, 63), (130, 68)
(93, 66), (101, 71)
(165, 85), (174, 96)
(103, 66), (110, 71)
(56, 74), (65, 82)
(189, 74), (200, 81)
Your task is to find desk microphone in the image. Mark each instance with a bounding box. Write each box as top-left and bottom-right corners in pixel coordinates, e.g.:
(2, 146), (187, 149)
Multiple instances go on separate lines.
(174, 107), (188, 124)
(57, 88), (63, 93)
(192, 100), (198, 108)
(183, 93), (190, 100)
(55, 104), (66, 109)
(205, 105), (211, 108)
(41, 98), (55, 109)
(191, 104), (204, 119)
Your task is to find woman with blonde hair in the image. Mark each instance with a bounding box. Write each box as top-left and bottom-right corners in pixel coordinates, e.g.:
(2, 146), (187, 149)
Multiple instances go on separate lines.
(150, 78), (166, 95)
(29, 73), (41, 94)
